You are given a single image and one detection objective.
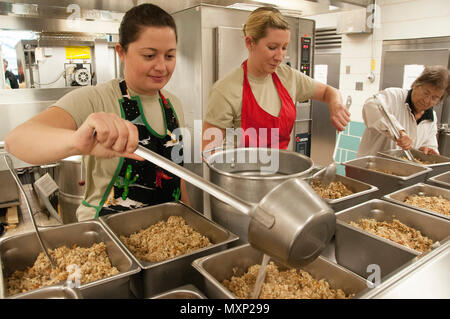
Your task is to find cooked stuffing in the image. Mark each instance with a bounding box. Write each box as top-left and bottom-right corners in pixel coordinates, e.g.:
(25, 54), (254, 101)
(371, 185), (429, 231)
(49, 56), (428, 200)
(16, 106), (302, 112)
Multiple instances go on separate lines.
(349, 218), (433, 253)
(311, 179), (354, 199)
(399, 156), (434, 165)
(404, 194), (450, 216)
(369, 167), (404, 176)
(7, 242), (119, 296)
(120, 215), (212, 263)
(222, 261), (353, 299)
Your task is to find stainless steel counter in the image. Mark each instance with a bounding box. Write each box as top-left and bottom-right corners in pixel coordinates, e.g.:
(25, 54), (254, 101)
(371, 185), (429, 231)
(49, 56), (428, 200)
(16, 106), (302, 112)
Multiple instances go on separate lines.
(358, 239), (450, 299)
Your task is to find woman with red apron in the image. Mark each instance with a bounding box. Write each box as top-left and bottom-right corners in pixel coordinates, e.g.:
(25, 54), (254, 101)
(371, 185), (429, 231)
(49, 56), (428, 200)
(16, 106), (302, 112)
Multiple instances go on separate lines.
(202, 7), (350, 152)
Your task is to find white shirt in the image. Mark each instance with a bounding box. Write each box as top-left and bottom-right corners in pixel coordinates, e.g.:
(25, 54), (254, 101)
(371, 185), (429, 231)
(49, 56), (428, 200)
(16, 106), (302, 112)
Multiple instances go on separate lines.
(357, 88), (439, 158)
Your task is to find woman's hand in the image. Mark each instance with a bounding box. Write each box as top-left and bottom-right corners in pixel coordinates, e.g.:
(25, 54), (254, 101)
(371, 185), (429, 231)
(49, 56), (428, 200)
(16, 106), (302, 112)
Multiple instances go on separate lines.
(419, 146), (439, 155)
(73, 112), (143, 160)
(396, 130), (413, 150)
(312, 82), (351, 132)
(330, 102), (351, 132)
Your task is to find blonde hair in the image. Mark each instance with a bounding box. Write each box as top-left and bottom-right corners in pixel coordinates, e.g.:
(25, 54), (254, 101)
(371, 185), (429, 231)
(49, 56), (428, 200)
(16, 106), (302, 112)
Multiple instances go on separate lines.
(243, 7), (290, 43)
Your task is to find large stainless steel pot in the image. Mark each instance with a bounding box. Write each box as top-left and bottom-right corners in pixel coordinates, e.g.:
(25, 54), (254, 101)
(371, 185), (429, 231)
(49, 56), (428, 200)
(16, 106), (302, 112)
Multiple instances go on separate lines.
(438, 126), (450, 157)
(205, 148), (314, 244)
(56, 156), (86, 224)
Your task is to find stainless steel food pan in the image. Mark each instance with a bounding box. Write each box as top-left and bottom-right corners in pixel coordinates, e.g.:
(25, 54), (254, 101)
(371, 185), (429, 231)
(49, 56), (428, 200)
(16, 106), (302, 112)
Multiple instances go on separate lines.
(192, 244), (369, 299)
(383, 183), (450, 221)
(0, 221), (141, 299)
(99, 202), (239, 298)
(150, 284), (207, 299)
(378, 148), (450, 177)
(343, 156), (432, 198)
(335, 199), (450, 279)
(305, 173), (379, 212)
(427, 171), (450, 190)
(8, 285), (82, 299)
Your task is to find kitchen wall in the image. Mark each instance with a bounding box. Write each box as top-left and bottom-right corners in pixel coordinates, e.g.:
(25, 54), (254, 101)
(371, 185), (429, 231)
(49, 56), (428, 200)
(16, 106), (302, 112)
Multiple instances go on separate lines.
(308, 0), (450, 174)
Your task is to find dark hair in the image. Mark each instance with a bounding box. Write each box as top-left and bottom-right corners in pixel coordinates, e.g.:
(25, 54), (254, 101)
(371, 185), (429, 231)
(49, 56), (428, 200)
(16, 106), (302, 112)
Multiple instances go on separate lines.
(119, 3), (177, 51)
(412, 65), (449, 94)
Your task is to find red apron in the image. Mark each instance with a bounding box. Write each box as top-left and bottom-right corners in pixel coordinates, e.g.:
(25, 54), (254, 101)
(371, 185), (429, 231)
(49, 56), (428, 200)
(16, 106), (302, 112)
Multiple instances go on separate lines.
(240, 60), (296, 149)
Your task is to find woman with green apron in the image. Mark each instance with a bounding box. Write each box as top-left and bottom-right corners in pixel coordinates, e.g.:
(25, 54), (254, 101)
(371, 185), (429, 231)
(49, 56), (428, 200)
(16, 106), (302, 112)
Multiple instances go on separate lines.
(5, 3), (190, 221)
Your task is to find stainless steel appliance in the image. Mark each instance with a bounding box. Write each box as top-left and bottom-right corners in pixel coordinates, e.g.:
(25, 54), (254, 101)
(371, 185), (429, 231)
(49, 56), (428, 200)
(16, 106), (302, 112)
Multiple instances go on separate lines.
(310, 28), (342, 166)
(15, 37), (119, 89)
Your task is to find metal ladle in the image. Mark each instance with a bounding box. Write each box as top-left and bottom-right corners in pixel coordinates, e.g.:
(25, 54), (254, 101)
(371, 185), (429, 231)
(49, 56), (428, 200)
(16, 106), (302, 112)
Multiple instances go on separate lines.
(135, 146), (335, 267)
(2, 154), (56, 268)
(375, 94), (415, 162)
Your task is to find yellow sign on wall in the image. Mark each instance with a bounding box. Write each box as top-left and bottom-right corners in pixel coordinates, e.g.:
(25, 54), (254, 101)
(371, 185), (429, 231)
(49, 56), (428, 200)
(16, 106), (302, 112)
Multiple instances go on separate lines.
(65, 46), (91, 59)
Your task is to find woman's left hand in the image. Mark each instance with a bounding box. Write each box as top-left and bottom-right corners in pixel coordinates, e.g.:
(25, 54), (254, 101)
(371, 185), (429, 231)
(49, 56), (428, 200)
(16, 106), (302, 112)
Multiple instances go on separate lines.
(419, 146), (439, 155)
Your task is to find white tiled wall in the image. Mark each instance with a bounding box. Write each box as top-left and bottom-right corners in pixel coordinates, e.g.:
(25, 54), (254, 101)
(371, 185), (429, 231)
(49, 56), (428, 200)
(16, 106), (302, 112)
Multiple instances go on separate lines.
(308, 0), (450, 124)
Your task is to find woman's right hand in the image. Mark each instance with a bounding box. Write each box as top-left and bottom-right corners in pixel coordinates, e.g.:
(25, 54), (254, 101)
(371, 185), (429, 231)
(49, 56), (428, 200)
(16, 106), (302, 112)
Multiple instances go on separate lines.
(396, 130), (413, 150)
(72, 112), (143, 160)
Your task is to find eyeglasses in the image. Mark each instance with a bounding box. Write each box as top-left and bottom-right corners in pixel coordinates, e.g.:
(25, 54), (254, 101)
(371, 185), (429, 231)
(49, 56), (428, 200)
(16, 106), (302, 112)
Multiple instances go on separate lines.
(418, 85), (444, 104)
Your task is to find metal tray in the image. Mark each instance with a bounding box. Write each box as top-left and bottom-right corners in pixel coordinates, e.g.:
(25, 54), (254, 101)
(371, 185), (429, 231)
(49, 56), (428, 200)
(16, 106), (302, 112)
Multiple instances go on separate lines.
(342, 156), (432, 198)
(305, 173), (379, 212)
(378, 148), (450, 177)
(427, 171), (450, 190)
(192, 244), (369, 299)
(150, 284), (207, 299)
(0, 220), (141, 299)
(99, 202), (239, 298)
(8, 285), (83, 299)
(383, 183), (450, 221)
(335, 199), (450, 279)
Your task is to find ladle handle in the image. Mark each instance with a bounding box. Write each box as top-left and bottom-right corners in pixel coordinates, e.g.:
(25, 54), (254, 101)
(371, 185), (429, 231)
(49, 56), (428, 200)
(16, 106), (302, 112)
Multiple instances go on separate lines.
(3, 154), (55, 268)
(134, 145), (253, 216)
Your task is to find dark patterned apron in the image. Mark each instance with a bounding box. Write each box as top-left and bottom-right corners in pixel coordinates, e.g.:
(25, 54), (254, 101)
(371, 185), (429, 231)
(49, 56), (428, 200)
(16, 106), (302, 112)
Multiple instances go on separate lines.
(82, 80), (183, 218)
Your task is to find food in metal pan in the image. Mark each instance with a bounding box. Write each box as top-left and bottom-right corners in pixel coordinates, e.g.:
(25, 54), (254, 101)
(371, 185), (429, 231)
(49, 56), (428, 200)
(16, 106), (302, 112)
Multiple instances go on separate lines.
(368, 167), (404, 176)
(222, 261), (353, 299)
(404, 194), (450, 216)
(7, 242), (119, 296)
(120, 215), (212, 262)
(311, 179), (353, 199)
(399, 156), (434, 165)
(349, 218), (433, 253)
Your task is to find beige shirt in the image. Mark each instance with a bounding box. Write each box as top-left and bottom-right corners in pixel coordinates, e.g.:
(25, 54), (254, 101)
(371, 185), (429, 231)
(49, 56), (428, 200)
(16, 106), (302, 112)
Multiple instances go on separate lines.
(205, 63), (316, 130)
(54, 79), (184, 221)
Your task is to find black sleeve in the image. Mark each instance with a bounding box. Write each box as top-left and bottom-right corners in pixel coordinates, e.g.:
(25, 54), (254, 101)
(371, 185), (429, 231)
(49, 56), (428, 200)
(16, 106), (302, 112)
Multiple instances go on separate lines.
(6, 71), (19, 89)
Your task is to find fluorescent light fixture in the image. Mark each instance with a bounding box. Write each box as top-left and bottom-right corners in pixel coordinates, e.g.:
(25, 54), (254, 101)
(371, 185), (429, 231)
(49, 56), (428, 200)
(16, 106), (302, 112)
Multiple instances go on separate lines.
(329, 5), (339, 10)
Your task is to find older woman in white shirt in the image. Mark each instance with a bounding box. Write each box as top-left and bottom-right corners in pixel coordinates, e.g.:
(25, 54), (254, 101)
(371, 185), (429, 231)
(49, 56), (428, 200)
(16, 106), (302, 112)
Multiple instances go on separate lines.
(357, 65), (449, 158)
